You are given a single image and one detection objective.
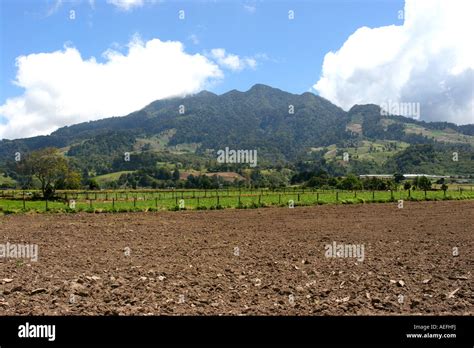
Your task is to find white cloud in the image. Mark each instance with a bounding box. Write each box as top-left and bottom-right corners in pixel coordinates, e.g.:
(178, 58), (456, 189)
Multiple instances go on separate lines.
(106, 0), (144, 11)
(45, 0), (147, 14)
(314, 0), (474, 125)
(243, 4), (256, 14)
(46, 0), (63, 16)
(209, 48), (257, 71)
(0, 37), (223, 140)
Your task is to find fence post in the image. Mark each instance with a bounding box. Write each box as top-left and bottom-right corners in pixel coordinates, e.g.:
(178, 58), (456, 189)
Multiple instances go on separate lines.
(113, 198), (115, 208)
(336, 192), (338, 201)
(372, 191), (375, 201)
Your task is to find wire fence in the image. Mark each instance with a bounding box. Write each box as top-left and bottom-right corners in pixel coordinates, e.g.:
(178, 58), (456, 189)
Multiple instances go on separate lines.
(1, 187), (473, 213)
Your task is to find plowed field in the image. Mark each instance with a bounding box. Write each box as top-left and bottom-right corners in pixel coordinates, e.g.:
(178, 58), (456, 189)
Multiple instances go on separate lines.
(0, 200), (472, 315)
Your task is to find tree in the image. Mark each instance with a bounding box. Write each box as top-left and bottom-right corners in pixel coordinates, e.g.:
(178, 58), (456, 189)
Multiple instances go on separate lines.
(173, 168), (180, 181)
(88, 179), (100, 190)
(305, 176), (327, 188)
(81, 168), (90, 185)
(403, 182), (411, 190)
(441, 183), (448, 192)
(23, 148), (68, 199)
(155, 167), (172, 180)
(55, 170), (82, 190)
(393, 173), (405, 184)
(417, 176), (432, 191)
(339, 174), (362, 190)
(412, 176), (419, 189)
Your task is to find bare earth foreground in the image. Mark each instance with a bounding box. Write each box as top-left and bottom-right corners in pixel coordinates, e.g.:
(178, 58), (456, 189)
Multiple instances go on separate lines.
(0, 201), (472, 315)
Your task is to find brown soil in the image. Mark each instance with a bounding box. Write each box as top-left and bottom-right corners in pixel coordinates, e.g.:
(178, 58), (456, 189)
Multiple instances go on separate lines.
(0, 200), (472, 315)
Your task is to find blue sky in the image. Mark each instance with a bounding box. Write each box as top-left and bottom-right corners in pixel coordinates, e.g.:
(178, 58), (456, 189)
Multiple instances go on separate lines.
(0, 0), (472, 139)
(0, 0), (403, 102)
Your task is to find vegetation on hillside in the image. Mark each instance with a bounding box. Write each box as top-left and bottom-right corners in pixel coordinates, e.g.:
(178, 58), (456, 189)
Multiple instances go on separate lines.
(0, 84), (472, 192)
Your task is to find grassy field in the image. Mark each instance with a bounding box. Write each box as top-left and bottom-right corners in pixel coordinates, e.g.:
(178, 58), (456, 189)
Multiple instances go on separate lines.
(0, 173), (16, 186)
(93, 171), (134, 186)
(0, 188), (473, 214)
(311, 140), (410, 165)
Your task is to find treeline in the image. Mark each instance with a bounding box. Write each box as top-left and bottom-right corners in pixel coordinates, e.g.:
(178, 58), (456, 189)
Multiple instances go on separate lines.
(101, 168), (288, 190)
(2, 144), (464, 196)
(291, 170), (435, 191)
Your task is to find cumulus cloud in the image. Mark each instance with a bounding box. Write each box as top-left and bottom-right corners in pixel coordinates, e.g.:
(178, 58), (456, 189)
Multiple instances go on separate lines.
(0, 37), (223, 140)
(314, 0), (474, 124)
(106, 0), (144, 11)
(210, 48), (257, 71)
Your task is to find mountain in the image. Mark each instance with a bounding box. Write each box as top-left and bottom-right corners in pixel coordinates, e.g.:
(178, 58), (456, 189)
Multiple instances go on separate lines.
(0, 84), (473, 179)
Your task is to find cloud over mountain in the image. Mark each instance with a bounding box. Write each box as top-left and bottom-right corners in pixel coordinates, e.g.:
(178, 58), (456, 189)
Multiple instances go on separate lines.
(0, 36), (224, 140)
(209, 48), (257, 71)
(314, 0), (474, 125)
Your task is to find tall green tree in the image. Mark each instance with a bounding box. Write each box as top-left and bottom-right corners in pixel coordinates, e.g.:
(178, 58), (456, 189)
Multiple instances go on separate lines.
(22, 148), (69, 198)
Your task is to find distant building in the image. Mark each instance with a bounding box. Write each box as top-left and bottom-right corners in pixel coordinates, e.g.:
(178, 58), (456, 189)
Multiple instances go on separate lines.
(359, 174), (450, 179)
(402, 174), (450, 179)
(359, 174), (393, 179)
